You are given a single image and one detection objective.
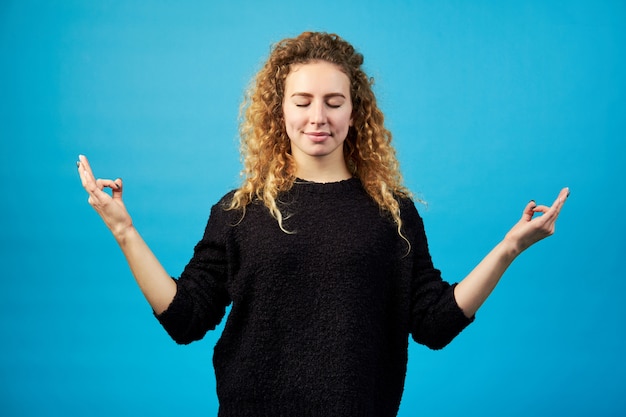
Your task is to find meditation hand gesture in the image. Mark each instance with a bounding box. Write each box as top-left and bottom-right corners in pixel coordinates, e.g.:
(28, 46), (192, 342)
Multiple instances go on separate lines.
(504, 187), (570, 255)
(454, 186), (569, 317)
(77, 155), (133, 238)
(76, 154), (175, 313)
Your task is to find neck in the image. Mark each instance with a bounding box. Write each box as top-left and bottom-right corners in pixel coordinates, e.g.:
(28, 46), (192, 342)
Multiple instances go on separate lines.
(295, 156), (351, 183)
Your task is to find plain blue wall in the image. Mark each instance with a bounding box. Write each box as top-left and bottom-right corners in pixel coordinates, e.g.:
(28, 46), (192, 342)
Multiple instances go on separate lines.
(1, 1), (624, 416)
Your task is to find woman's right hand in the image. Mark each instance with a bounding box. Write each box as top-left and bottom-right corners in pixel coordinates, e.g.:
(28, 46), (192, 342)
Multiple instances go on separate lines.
(77, 155), (133, 238)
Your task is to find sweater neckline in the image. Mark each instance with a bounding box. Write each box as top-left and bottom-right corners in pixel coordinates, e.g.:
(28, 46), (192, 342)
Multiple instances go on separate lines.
(293, 177), (361, 194)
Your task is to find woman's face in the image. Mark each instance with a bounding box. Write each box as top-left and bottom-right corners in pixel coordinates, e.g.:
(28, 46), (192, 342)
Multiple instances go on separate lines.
(282, 61), (353, 170)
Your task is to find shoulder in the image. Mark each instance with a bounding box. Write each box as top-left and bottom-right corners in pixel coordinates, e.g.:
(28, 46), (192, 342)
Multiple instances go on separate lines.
(397, 194), (421, 220)
(214, 189), (238, 208)
(206, 188), (270, 230)
(396, 194), (428, 239)
(199, 189), (242, 238)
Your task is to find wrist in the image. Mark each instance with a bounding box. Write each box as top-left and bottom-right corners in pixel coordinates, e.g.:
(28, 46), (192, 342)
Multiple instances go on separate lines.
(499, 236), (523, 260)
(112, 223), (138, 245)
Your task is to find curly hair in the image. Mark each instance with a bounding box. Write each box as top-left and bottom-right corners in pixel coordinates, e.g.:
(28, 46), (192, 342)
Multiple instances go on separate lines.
(228, 31), (412, 240)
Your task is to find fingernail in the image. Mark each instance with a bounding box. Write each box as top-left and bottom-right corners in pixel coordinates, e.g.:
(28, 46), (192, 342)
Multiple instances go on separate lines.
(76, 161), (80, 167)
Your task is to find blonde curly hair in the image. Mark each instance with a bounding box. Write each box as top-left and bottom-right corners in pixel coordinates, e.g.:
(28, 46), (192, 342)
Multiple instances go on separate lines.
(228, 31), (412, 238)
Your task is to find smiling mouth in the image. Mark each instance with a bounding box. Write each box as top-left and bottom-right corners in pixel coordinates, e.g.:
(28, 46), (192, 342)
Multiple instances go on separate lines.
(305, 132), (331, 138)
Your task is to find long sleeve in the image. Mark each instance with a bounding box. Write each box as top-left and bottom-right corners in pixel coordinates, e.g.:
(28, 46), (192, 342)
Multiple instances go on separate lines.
(403, 200), (474, 349)
(155, 198), (234, 344)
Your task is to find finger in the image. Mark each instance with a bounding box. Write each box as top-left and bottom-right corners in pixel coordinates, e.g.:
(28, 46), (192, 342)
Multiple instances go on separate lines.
(78, 155), (95, 180)
(77, 157), (88, 186)
(521, 200), (537, 221)
(111, 178), (123, 199)
(532, 204), (550, 214)
(542, 187), (570, 220)
(77, 155), (97, 189)
(79, 157), (114, 195)
(95, 178), (121, 192)
(87, 179), (123, 210)
(553, 187), (570, 212)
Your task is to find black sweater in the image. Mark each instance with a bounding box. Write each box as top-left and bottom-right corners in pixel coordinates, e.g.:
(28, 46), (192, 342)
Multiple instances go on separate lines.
(156, 178), (472, 417)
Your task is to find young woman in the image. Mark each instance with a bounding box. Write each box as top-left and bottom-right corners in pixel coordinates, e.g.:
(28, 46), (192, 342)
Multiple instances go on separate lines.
(77, 31), (569, 417)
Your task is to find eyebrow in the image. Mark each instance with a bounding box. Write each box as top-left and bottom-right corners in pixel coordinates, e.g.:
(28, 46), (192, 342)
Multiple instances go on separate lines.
(290, 92), (347, 99)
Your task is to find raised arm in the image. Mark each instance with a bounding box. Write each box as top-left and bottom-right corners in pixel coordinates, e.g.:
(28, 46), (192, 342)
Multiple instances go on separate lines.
(454, 187), (570, 318)
(77, 155), (176, 314)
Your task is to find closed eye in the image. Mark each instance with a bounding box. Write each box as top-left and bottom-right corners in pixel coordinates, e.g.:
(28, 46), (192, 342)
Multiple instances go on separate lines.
(290, 92), (347, 109)
(295, 103), (342, 108)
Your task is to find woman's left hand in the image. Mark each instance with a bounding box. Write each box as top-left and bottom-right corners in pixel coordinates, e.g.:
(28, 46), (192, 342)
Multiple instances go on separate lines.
(454, 187), (570, 317)
(504, 187), (570, 255)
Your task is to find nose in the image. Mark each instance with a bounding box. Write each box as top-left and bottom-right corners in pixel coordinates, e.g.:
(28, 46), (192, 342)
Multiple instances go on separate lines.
(310, 101), (327, 125)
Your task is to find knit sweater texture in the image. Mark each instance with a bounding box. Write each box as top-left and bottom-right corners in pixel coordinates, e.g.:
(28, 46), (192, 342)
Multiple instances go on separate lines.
(156, 178), (473, 417)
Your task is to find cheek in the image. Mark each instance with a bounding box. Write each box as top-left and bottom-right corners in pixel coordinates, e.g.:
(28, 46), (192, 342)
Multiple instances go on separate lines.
(283, 107), (300, 128)
(282, 109), (301, 141)
(342, 111), (354, 129)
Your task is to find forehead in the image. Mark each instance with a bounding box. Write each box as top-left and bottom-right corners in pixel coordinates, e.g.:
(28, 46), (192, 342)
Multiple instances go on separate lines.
(284, 61), (350, 94)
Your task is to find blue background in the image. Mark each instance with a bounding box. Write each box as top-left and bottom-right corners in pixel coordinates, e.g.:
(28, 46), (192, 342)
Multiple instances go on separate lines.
(1, 1), (624, 416)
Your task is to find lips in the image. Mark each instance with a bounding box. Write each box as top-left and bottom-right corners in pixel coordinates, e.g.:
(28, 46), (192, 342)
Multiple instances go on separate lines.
(305, 132), (331, 142)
